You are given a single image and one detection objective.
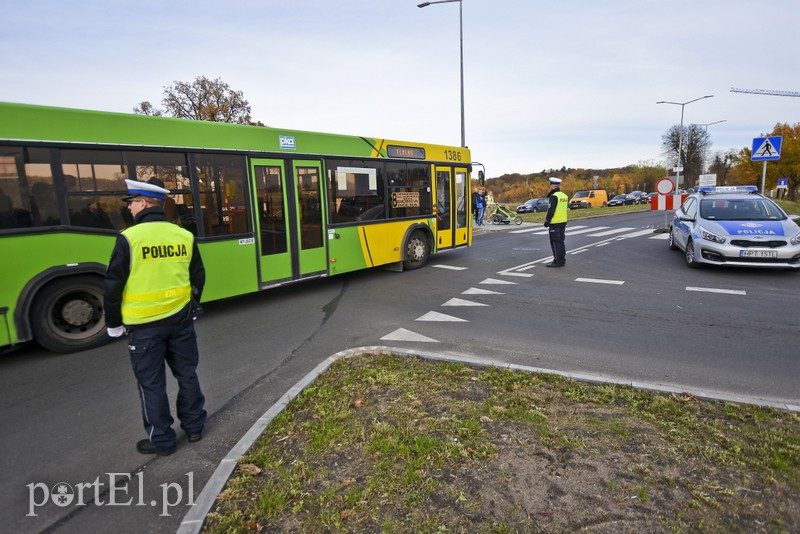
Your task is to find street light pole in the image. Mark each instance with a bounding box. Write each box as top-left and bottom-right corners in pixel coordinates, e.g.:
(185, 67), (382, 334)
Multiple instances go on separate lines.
(698, 119), (726, 132)
(656, 95), (713, 191)
(418, 0), (465, 148)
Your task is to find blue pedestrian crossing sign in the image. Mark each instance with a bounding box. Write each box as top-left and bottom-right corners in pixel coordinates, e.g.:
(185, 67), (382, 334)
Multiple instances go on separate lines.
(751, 136), (782, 161)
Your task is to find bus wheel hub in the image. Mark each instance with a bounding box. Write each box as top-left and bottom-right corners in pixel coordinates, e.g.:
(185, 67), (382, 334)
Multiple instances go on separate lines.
(61, 299), (94, 326)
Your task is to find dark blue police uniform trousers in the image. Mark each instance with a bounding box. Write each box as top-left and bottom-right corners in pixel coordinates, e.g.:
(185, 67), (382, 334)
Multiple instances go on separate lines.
(128, 317), (206, 450)
(549, 223), (567, 265)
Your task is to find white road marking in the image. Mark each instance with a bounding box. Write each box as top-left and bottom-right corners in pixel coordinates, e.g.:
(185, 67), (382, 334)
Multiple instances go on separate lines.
(442, 298), (489, 307)
(433, 264), (468, 270)
(566, 226), (609, 235)
(576, 277), (625, 285)
(649, 233), (670, 240)
(480, 277), (518, 285)
(381, 328), (439, 343)
(587, 227), (635, 236)
(462, 287), (504, 295)
(416, 311), (468, 322)
(616, 228), (657, 239)
(686, 286), (747, 296)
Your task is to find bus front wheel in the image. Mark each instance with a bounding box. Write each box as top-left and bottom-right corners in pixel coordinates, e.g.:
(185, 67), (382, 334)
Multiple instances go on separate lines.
(30, 275), (108, 353)
(403, 231), (430, 270)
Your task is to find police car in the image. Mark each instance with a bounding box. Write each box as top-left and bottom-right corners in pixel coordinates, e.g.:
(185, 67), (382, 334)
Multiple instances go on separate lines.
(668, 186), (800, 269)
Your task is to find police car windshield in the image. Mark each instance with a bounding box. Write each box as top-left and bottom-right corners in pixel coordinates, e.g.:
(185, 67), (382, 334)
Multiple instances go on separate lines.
(700, 197), (786, 221)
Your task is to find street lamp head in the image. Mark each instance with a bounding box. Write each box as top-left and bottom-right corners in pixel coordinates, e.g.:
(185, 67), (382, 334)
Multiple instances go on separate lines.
(417, 2), (431, 7)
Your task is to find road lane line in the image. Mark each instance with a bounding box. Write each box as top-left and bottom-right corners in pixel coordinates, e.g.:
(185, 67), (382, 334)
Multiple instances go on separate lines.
(686, 286), (747, 296)
(576, 277), (625, 285)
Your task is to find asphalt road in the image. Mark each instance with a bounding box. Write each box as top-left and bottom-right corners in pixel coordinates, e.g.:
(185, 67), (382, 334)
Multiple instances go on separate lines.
(2, 209), (798, 533)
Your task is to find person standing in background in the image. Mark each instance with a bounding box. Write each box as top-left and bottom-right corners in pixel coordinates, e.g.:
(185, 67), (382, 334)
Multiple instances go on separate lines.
(544, 177), (568, 267)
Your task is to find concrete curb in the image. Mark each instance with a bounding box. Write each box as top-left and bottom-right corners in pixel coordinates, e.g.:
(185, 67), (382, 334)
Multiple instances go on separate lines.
(177, 346), (799, 533)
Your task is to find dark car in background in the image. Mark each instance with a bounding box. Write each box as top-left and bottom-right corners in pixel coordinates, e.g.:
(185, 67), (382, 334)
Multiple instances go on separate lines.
(516, 198), (549, 213)
(629, 191), (648, 204)
(607, 194), (636, 206)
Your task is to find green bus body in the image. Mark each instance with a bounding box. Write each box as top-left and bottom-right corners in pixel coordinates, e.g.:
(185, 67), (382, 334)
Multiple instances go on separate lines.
(0, 102), (472, 352)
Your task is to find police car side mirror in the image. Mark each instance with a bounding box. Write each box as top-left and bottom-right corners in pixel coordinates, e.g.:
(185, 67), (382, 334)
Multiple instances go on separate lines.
(789, 214), (800, 223)
(679, 215), (696, 223)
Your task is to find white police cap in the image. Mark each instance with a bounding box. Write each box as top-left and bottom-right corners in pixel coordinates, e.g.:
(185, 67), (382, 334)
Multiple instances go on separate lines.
(549, 177), (562, 185)
(122, 178), (170, 201)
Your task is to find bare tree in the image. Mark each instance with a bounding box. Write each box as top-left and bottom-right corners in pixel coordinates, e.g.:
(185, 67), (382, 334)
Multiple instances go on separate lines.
(134, 76), (263, 125)
(133, 101), (163, 116)
(708, 149), (737, 186)
(661, 125), (711, 187)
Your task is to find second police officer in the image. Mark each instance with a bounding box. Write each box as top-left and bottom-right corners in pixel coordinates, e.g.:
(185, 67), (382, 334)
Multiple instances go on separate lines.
(544, 177), (568, 267)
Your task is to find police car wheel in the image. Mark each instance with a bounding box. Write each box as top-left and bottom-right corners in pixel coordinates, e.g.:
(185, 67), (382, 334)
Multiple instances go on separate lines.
(403, 231), (429, 270)
(30, 275), (108, 353)
(668, 228), (679, 251)
(684, 239), (699, 268)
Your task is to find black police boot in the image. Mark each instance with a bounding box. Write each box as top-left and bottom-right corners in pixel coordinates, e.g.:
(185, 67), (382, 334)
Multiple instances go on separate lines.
(136, 439), (176, 456)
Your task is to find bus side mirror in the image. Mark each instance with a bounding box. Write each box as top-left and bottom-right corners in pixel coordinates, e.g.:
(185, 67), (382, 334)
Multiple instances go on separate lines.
(478, 170), (485, 187)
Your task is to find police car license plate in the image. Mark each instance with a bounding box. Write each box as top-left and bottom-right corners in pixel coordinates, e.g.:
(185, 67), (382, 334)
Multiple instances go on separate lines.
(739, 250), (778, 258)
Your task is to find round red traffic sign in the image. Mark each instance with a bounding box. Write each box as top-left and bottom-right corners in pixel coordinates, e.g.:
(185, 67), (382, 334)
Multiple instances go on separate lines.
(656, 178), (675, 195)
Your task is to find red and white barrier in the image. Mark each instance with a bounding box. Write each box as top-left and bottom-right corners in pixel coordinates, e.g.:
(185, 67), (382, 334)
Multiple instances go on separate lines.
(651, 194), (688, 211)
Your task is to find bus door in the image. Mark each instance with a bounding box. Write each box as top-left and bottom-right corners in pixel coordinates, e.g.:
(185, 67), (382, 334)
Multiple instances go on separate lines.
(435, 166), (469, 249)
(251, 158), (328, 286)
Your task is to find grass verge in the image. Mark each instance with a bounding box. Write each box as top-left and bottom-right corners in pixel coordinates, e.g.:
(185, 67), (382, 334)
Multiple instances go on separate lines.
(203, 354), (800, 533)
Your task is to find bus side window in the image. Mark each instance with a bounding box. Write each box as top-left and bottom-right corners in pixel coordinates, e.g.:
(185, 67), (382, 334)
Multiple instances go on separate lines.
(193, 153), (249, 237)
(0, 146), (56, 229)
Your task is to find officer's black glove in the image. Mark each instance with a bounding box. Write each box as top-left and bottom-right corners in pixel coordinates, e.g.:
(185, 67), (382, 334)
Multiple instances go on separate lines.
(544, 221), (550, 228)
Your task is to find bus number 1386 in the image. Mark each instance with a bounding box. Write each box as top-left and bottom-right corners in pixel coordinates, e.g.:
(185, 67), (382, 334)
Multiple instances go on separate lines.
(443, 149), (462, 162)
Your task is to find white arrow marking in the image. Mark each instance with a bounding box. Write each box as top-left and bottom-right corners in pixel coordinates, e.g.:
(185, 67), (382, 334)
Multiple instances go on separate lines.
(415, 311), (468, 322)
(480, 277), (518, 285)
(381, 328), (440, 343)
(442, 298), (489, 307)
(462, 287), (504, 295)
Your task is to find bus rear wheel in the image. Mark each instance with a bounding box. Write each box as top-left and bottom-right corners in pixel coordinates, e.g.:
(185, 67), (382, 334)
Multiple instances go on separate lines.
(31, 275), (108, 353)
(403, 231), (430, 270)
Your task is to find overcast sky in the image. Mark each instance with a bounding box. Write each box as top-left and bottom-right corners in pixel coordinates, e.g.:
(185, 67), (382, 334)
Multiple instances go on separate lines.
(2, 0), (798, 177)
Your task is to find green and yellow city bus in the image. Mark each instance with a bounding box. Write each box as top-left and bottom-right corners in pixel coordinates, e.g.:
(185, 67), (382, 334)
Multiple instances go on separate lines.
(0, 102), (472, 352)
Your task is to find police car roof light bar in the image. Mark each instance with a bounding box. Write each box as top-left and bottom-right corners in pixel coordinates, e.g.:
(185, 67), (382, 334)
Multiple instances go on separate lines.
(698, 185), (759, 195)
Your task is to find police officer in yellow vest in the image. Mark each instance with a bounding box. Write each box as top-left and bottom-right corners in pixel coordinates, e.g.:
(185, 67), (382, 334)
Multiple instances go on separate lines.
(104, 178), (206, 456)
(544, 177), (568, 267)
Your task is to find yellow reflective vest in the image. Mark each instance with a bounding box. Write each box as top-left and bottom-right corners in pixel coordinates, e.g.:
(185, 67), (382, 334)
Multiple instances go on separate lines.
(120, 222), (193, 325)
(551, 191), (569, 224)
